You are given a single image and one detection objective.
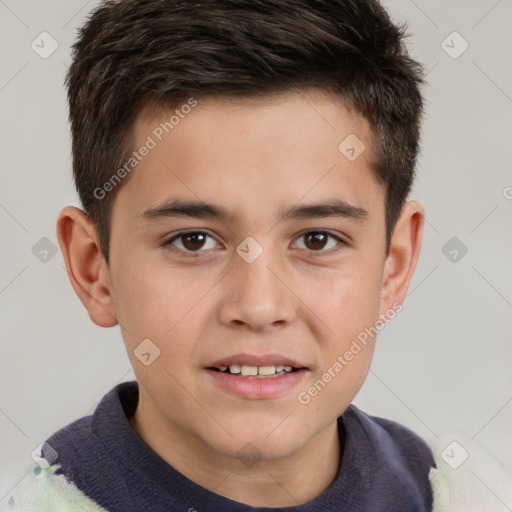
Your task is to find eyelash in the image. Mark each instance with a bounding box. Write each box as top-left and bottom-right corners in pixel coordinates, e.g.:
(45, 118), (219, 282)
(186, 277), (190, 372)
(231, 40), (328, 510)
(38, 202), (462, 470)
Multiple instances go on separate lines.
(162, 230), (346, 257)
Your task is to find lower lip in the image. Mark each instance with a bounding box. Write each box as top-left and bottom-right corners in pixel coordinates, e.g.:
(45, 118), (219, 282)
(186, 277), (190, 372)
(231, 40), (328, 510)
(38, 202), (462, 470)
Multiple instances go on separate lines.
(205, 369), (308, 399)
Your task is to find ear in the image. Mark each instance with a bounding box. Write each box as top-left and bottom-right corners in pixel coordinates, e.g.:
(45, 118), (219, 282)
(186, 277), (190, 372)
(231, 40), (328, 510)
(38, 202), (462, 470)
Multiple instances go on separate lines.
(379, 201), (424, 316)
(56, 206), (118, 328)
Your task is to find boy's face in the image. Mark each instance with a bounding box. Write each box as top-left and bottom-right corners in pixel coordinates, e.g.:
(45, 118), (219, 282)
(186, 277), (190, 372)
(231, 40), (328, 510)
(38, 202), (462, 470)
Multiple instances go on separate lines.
(61, 90), (423, 465)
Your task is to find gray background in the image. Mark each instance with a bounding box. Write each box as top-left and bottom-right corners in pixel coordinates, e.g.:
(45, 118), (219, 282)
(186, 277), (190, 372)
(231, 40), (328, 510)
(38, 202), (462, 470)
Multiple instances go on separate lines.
(1, 0), (511, 507)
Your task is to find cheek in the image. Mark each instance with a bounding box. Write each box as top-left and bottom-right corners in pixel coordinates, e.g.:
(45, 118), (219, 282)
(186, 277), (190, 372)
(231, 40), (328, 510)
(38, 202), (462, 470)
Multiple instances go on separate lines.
(304, 262), (382, 401)
(111, 260), (203, 347)
(313, 266), (382, 339)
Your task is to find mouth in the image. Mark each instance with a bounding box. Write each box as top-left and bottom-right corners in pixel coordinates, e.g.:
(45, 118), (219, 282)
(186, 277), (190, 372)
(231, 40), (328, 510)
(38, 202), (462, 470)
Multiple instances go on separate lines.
(204, 353), (308, 399)
(207, 364), (301, 378)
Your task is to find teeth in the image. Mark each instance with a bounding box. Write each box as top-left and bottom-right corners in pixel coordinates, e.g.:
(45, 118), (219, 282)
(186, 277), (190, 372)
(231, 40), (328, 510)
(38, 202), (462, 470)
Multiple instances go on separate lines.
(258, 365), (276, 376)
(240, 365), (258, 376)
(229, 364), (241, 374)
(216, 364), (295, 376)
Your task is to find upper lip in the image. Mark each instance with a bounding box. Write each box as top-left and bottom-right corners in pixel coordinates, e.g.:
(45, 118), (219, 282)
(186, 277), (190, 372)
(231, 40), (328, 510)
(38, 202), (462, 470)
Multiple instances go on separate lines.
(207, 353), (308, 369)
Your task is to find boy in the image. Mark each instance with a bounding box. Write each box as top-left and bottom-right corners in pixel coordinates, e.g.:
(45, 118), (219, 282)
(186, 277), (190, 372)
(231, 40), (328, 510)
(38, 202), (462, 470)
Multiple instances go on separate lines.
(3, 0), (473, 510)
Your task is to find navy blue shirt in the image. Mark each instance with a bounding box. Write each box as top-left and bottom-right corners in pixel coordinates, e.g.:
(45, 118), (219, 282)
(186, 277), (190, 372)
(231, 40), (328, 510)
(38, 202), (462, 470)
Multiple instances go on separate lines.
(45, 381), (435, 511)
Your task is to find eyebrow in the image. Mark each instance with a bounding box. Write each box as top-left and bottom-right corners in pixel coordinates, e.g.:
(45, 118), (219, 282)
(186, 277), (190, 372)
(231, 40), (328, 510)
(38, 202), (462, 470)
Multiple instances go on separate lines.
(141, 198), (369, 223)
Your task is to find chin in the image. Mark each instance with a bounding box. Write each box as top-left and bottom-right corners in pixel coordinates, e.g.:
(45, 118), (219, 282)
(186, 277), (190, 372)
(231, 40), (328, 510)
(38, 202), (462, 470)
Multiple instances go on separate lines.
(202, 424), (306, 463)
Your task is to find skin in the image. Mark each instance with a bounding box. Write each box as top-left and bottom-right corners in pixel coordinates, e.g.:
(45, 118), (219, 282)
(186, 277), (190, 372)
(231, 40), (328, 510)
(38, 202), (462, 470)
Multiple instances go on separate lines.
(57, 89), (424, 507)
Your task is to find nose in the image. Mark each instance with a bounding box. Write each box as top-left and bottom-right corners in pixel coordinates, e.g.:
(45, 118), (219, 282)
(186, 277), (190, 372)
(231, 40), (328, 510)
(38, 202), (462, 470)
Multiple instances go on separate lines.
(218, 248), (296, 332)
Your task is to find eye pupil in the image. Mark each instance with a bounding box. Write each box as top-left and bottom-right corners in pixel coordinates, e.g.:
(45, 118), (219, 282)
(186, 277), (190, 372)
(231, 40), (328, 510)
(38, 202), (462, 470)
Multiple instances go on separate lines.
(182, 233), (206, 251)
(305, 232), (327, 251)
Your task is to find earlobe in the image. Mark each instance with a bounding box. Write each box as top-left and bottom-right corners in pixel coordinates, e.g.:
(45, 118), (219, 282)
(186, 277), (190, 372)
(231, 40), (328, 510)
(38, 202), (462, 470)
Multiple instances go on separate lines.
(56, 206), (118, 328)
(379, 201), (424, 315)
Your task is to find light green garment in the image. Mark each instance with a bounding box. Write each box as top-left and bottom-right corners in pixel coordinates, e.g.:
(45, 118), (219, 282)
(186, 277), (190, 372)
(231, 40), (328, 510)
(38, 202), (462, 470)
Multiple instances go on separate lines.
(0, 464), (107, 512)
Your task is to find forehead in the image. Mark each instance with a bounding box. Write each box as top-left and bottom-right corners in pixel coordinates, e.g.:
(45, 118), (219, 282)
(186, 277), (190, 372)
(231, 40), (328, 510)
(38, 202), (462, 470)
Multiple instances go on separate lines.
(114, 89), (384, 229)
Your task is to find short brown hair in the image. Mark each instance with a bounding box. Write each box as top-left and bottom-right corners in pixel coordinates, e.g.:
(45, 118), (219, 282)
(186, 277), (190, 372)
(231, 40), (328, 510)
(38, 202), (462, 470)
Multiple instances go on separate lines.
(66, 0), (424, 264)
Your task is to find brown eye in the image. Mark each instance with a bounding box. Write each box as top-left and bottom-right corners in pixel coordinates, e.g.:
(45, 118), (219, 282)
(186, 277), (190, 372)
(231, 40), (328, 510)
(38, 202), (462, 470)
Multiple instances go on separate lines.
(181, 232), (207, 251)
(165, 231), (217, 253)
(304, 232), (329, 251)
(293, 230), (344, 254)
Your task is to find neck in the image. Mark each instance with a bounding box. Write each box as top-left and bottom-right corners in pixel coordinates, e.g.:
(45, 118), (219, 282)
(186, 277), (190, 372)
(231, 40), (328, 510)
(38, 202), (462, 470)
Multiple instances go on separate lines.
(129, 399), (342, 507)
